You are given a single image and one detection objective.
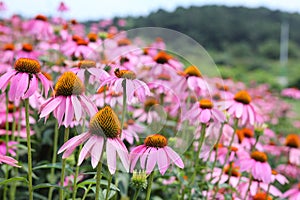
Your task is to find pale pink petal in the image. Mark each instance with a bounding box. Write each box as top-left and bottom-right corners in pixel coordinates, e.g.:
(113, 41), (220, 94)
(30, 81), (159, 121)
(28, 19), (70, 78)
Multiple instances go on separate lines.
(38, 73), (51, 96)
(64, 96), (74, 127)
(80, 95), (97, 116)
(78, 136), (97, 166)
(113, 138), (129, 172)
(140, 148), (151, 169)
(164, 146), (184, 168)
(15, 73), (29, 99)
(91, 136), (104, 168)
(58, 132), (90, 154)
(106, 139), (117, 174)
(40, 97), (62, 118)
(0, 70), (15, 90)
(146, 148), (157, 174)
(157, 148), (169, 175)
(23, 74), (38, 99)
(71, 95), (82, 121)
(235, 103), (243, 118)
(200, 109), (211, 123)
(129, 145), (147, 172)
(56, 96), (66, 126)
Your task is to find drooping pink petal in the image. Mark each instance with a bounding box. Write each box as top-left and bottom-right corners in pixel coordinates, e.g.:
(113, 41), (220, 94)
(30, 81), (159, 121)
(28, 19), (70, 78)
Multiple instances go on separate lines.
(140, 148), (151, 169)
(40, 97), (62, 118)
(91, 136), (104, 168)
(146, 148), (157, 174)
(23, 74), (37, 99)
(80, 95), (97, 116)
(55, 96), (66, 126)
(15, 73), (29, 100)
(113, 138), (129, 172)
(78, 136), (97, 166)
(129, 145), (147, 172)
(64, 96), (74, 127)
(157, 148), (169, 175)
(71, 95), (82, 122)
(164, 146), (184, 168)
(0, 70), (15, 90)
(106, 139), (117, 174)
(235, 103), (243, 118)
(38, 73), (51, 96)
(200, 109), (211, 123)
(58, 132), (90, 154)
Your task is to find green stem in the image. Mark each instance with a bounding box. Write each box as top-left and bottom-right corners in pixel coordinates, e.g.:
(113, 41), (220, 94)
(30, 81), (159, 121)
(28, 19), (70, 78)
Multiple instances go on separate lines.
(59, 127), (69, 200)
(265, 184), (271, 200)
(209, 124), (224, 180)
(72, 121), (85, 200)
(189, 123), (206, 187)
(25, 99), (33, 200)
(3, 92), (9, 200)
(243, 176), (252, 200)
(48, 121), (59, 200)
(132, 189), (140, 200)
(9, 103), (17, 199)
(10, 105), (22, 200)
(95, 162), (103, 200)
(212, 119), (238, 199)
(82, 179), (94, 200)
(105, 173), (112, 200)
(145, 172), (154, 200)
(120, 79), (127, 133)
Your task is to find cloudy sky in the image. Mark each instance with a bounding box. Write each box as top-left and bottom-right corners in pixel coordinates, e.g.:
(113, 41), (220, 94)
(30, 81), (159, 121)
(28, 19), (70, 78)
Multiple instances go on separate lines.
(2, 0), (300, 20)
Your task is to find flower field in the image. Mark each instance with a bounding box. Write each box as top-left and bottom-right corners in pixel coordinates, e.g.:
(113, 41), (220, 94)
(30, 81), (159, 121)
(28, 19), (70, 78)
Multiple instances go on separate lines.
(0, 4), (299, 200)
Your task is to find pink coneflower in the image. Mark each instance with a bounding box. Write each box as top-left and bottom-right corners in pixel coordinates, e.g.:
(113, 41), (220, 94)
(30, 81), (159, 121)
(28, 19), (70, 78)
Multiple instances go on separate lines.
(271, 170), (289, 185)
(92, 86), (123, 108)
(222, 90), (257, 125)
(176, 66), (208, 95)
(25, 15), (53, 40)
(0, 43), (15, 64)
(58, 2), (69, 12)
(0, 141), (17, 156)
(61, 35), (97, 60)
(282, 183), (300, 200)
(70, 60), (109, 84)
(276, 163), (300, 178)
(284, 134), (300, 165)
(99, 67), (150, 104)
(121, 119), (144, 144)
(238, 150), (272, 183)
(63, 174), (84, 189)
(133, 96), (161, 124)
(0, 154), (19, 167)
(129, 134), (184, 175)
(236, 128), (263, 151)
(252, 192), (273, 200)
(39, 71), (97, 127)
(182, 99), (225, 124)
(209, 164), (241, 188)
(0, 58), (51, 101)
(16, 43), (40, 59)
(281, 87), (300, 99)
(58, 106), (129, 174)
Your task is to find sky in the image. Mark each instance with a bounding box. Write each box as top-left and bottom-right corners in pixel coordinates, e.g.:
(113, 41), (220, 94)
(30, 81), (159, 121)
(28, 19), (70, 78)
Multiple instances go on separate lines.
(2, 0), (300, 21)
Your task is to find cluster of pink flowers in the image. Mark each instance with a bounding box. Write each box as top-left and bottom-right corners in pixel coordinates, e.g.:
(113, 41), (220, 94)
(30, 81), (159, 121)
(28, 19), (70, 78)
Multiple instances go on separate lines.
(0, 5), (298, 200)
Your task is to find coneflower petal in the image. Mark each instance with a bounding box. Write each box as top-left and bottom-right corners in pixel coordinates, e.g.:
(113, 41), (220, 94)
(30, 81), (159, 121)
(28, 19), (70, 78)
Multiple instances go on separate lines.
(23, 75), (37, 99)
(40, 96), (62, 118)
(146, 148), (157, 174)
(106, 139), (117, 174)
(114, 138), (129, 172)
(165, 146), (184, 168)
(157, 148), (169, 175)
(0, 70), (15, 90)
(56, 97), (66, 126)
(64, 96), (74, 126)
(8, 74), (20, 100)
(91, 136), (104, 168)
(78, 136), (97, 166)
(71, 95), (82, 121)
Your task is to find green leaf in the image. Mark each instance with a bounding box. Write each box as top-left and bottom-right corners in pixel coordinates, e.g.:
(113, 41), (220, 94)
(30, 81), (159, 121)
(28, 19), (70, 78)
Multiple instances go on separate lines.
(102, 189), (116, 199)
(33, 183), (65, 190)
(32, 163), (73, 173)
(0, 177), (28, 185)
(77, 179), (119, 191)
